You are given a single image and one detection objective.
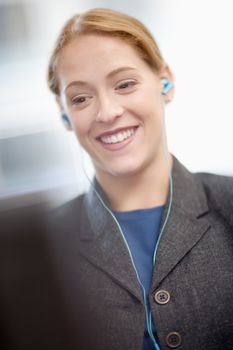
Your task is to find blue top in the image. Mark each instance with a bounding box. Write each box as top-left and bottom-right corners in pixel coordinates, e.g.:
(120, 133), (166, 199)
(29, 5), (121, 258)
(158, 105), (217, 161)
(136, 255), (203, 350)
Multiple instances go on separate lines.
(114, 205), (164, 350)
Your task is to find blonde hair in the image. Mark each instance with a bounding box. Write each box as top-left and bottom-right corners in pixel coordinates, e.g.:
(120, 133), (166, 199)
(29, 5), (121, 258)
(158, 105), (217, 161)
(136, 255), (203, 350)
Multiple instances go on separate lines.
(47, 8), (165, 95)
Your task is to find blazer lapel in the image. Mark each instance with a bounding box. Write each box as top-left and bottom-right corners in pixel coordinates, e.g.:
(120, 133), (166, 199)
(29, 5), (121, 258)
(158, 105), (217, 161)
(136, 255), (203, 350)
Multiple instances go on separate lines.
(77, 180), (143, 303)
(77, 157), (211, 300)
(151, 157), (211, 290)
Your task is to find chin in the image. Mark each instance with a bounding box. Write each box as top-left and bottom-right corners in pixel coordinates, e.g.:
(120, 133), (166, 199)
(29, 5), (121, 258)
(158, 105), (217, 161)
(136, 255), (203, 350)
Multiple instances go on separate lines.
(100, 160), (147, 178)
(93, 151), (153, 178)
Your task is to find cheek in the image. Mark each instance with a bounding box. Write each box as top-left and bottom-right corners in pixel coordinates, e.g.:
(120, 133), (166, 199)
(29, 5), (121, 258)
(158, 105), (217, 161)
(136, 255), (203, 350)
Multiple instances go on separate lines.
(72, 118), (98, 156)
(131, 85), (163, 114)
(134, 96), (164, 126)
(71, 115), (92, 139)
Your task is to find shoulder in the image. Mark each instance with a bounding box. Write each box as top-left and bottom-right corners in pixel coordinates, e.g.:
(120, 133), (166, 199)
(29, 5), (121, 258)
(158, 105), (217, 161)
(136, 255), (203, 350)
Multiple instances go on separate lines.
(196, 171), (233, 202)
(195, 171), (233, 226)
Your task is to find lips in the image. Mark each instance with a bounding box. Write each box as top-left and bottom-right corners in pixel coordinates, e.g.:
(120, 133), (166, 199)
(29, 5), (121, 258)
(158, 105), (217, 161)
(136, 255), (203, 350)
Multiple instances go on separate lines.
(97, 126), (138, 145)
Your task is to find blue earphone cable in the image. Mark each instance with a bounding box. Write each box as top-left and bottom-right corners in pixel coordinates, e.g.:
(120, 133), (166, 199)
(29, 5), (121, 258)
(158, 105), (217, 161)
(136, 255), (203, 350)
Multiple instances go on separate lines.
(80, 114), (173, 349)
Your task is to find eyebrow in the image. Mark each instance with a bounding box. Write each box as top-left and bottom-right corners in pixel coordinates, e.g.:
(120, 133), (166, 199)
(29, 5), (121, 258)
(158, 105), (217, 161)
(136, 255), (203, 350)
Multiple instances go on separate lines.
(63, 66), (137, 93)
(107, 66), (137, 78)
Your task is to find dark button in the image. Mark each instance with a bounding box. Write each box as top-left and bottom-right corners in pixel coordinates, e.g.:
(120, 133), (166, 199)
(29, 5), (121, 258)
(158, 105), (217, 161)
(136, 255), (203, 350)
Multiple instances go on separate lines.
(154, 290), (170, 304)
(165, 332), (182, 348)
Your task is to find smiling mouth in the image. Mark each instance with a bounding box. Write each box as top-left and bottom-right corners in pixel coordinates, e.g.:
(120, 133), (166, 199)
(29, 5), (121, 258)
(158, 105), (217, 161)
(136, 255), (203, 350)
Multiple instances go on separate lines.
(98, 127), (138, 144)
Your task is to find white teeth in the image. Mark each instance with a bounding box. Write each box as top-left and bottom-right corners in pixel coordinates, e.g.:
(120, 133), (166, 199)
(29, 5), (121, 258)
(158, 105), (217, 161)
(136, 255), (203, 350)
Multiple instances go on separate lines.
(117, 133), (124, 142)
(111, 135), (117, 143)
(100, 128), (136, 144)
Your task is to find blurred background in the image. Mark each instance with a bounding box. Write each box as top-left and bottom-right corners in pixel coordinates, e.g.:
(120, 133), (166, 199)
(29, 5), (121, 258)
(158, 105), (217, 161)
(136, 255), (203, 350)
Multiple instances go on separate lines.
(0, 0), (232, 210)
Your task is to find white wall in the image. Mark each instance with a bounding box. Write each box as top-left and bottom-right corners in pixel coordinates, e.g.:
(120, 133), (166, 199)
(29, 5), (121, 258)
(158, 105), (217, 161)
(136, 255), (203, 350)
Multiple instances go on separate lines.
(151, 0), (233, 174)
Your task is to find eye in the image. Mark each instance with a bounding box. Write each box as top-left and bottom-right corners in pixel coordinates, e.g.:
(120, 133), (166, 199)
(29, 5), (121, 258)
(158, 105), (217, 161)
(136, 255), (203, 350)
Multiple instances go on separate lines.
(116, 80), (137, 91)
(71, 95), (92, 106)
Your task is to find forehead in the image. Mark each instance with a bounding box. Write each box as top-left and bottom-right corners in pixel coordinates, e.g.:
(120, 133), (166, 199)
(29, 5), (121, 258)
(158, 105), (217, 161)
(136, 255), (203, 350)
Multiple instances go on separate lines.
(57, 33), (149, 78)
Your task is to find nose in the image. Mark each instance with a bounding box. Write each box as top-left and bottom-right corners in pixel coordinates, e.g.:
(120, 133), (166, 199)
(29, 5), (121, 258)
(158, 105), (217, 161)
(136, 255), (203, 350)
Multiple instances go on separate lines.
(96, 92), (124, 123)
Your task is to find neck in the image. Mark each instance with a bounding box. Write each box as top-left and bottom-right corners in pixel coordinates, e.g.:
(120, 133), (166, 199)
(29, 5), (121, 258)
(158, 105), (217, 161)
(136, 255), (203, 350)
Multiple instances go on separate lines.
(95, 153), (173, 212)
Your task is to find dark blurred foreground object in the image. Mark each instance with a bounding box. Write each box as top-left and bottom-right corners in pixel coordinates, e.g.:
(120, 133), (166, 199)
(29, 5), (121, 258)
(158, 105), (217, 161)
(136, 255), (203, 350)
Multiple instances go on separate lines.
(0, 205), (90, 350)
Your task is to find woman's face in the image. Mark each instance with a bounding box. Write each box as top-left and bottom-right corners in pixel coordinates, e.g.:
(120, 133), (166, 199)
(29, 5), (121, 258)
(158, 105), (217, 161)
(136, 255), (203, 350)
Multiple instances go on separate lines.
(57, 33), (172, 179)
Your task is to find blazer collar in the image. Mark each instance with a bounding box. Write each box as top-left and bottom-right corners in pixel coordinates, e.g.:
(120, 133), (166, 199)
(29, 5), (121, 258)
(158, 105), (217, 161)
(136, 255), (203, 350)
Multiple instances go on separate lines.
(79, 178), (144, 301)
(78, 156), (211, 300)
(169, 156), (209, 218)
(81, 156), (209, 237)
(151, 156), (211, 290)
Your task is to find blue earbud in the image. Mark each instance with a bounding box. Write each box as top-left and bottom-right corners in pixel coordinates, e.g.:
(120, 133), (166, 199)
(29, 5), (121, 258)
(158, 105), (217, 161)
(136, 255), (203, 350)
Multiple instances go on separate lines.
(161, 78), (173, 95)
(61, 112), (72, 127)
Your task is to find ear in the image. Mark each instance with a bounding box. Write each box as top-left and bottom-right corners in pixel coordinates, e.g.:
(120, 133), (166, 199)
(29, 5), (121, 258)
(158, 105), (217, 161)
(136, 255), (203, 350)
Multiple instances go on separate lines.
(159, 65), (175, 103)
(56, 96), (73, 131)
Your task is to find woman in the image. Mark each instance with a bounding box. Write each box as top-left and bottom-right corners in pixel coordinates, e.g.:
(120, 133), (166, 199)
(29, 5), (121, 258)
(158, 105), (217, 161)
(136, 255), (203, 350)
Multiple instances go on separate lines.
(47, 8), (233, 350)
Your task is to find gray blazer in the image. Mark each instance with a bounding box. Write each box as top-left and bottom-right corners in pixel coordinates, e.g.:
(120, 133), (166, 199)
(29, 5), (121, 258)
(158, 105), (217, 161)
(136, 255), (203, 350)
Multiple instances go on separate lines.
(1, 157), (232, 350)
(49, 156), (233, 350)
